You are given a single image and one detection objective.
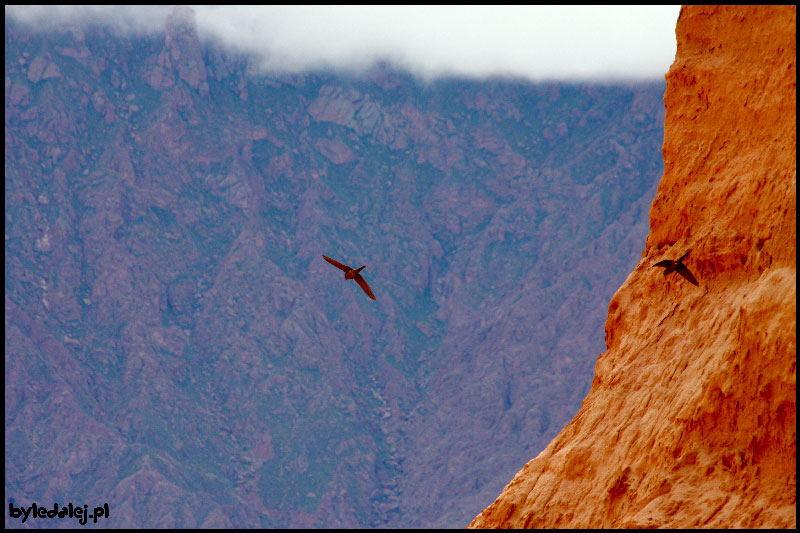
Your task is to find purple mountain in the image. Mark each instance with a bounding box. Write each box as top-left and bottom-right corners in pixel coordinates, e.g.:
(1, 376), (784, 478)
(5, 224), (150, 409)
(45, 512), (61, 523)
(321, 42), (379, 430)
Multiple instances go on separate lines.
(5, 8), (664, 528)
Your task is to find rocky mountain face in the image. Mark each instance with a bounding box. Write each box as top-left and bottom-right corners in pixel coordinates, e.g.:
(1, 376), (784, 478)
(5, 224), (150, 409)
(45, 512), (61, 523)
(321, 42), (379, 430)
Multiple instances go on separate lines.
(470, 5), (796, 529)
(5, 9), (666, 528)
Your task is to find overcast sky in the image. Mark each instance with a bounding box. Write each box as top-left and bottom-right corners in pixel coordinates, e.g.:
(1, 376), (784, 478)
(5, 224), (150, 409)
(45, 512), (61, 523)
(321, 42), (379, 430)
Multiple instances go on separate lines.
(6, 5), (681, 81)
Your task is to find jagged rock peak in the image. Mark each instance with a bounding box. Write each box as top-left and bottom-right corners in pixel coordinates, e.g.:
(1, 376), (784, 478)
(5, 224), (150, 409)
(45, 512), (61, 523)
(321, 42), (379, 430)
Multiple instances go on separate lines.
(166, 5), (198, 33)
(159, 5), (208, 94)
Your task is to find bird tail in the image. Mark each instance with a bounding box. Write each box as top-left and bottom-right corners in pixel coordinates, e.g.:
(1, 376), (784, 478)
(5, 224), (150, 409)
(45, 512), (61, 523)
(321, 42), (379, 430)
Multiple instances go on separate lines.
(353, 265), (366, 274)
(677, 249), (692, 263)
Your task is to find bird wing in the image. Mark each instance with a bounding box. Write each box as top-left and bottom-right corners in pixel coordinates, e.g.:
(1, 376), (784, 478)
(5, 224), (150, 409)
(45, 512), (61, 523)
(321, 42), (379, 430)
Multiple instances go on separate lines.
(323, 255), (351, 272)
(354, 273), (376, 300)
(650, 259), (673, 268)
(676, 264), (699, 286)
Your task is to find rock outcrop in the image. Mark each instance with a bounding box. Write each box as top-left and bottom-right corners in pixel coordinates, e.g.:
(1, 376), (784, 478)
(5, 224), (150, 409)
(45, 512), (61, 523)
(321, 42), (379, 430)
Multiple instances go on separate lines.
(470, 5), (796, 529)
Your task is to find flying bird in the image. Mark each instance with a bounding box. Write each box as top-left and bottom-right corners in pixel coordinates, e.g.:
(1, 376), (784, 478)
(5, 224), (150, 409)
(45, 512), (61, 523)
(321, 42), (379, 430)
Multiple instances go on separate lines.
(323, 255), (376, 300)
(650, 249), (699, 286)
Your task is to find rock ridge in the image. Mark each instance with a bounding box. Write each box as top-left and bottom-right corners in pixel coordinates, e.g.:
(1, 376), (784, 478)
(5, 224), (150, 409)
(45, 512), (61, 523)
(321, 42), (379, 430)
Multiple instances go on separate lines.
(469, 5), (796, 529)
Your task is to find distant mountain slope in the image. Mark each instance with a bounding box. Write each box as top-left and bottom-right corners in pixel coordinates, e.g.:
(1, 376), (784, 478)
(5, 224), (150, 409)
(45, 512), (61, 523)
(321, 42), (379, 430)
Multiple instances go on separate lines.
(5, 9), (664, 528)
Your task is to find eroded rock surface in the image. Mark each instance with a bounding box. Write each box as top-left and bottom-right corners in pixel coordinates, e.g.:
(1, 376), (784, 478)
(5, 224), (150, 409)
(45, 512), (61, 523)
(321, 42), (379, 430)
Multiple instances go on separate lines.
(470, 5), (796, 529)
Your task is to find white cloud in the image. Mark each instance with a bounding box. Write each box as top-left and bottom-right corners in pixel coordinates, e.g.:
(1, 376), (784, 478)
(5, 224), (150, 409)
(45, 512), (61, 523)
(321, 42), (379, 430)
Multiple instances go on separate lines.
(6, 5), (680, 81)
(5, 5), (173, 35)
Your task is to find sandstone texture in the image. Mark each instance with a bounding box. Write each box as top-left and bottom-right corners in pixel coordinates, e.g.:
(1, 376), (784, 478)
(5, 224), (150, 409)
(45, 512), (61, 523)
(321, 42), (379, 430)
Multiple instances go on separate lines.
(470, 5), (796, 529)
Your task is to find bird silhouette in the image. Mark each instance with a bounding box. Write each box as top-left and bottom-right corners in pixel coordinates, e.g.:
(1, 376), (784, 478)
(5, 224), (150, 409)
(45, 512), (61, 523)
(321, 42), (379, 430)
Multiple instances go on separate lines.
(323, 255), (376, 300)
(650, 249), (699, 286)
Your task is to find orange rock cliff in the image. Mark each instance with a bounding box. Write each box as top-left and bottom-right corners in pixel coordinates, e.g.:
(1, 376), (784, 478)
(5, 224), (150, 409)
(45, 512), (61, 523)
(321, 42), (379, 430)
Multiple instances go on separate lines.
(469, 5), (796, 529)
